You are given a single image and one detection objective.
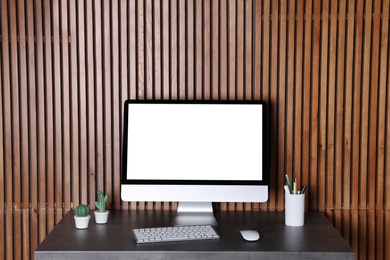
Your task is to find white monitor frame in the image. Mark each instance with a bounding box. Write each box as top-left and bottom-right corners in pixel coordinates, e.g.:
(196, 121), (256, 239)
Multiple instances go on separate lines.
(121, 100), (268, 225)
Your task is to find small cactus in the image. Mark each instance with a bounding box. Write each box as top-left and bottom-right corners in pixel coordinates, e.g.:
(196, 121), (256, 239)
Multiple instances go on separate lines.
(95, 189), (109, 212)
(75, 204), (90, 217)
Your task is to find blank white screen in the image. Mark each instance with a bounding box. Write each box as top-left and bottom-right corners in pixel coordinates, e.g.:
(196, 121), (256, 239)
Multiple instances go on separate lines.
(126, 103), (263, 181)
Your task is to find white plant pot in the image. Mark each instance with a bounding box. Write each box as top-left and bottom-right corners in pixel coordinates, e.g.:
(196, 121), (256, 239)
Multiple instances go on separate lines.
(74, 215), (91, 229)
(94, 210), (109, 224)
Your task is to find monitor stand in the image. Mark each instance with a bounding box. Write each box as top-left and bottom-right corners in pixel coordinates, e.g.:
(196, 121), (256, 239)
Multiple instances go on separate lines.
(171, 202), (218, 226)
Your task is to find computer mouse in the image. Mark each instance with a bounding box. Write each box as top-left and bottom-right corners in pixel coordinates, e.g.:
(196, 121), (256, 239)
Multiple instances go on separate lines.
(240, 230), (260, 241)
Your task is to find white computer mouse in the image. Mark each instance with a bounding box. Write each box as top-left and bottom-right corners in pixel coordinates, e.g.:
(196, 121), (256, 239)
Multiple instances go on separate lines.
(240, 230), (260, 241)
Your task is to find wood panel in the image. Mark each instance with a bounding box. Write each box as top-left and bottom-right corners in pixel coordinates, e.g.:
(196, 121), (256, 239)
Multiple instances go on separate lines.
(0, 0), (389, 259)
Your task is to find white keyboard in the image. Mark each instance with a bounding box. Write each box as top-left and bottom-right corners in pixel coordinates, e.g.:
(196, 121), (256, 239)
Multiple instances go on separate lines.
(132, 225), (220, 244)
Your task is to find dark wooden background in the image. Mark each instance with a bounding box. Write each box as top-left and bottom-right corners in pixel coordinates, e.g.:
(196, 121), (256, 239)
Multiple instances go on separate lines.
(1, 0), (389, 259)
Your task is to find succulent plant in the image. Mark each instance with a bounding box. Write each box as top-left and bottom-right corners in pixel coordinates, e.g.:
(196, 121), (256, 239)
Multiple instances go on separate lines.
(75, 204), (90, 217)
(95, 190), (109, 212)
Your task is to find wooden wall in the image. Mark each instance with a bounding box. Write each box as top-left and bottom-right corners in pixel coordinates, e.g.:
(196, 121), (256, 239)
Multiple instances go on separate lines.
(0, 0), (389, 259)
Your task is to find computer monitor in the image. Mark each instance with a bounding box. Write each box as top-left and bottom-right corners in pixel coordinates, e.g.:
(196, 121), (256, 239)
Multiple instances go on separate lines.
(121, 100), (268, 226)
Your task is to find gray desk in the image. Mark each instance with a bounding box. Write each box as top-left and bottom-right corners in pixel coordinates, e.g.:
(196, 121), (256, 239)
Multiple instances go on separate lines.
(35, 210), (354, 260)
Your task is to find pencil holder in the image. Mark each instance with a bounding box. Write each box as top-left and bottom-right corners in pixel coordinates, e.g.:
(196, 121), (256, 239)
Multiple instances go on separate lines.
(285, 193), (305, 226)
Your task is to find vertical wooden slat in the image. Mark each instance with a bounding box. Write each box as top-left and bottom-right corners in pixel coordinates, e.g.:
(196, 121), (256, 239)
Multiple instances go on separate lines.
(218, 0), (228, 100)
(6, 211), (13, 260)
(0, 0), (4, 253)
(302, 0), (312, 211)
(368, 0), (382, 214)
(0, 3), (7, 259)
(235, 0), (244, 205)
(351, 0), (364, 213)
(382, 0), (390, 216)
(69, 0), (80, 209)
(18, 0), (29, 212)
(145, 0), (154, 100)
(351, 210), (359, 258)
(387, 33), (390, 260)
(186, 0), (195, 100)
(104, 0), (114, 210)
(128, 1), (137, 209)
(253, 0), (261, 101)
(203, 0), (211, 100)
(244, 0), (252, 101)
(61, 0), (71, 215)
(228, 0), (236, 101)
(53, 0), (63, 224)
(259, 0), (269, 212)
(211, 0), (219, 100)
(335, 0), (347, 224)
(35, 0), (47, 244)
(137, 0), (145, 100)
(95, 0), (104, 203)
(169, 0), (178, 100)
(368, 1), (382, 258)
(162, 0), (170, 99)
(0, 64), (3, 260)
(178, 0), (186, 100)
(295, 0), (304, 197)
(386, 213), (390, 259)
(77, 0), (88, 205)
(219, 0), (228, 211)
(153, 0), (162, 100)
(368, 210), (376, 259)
(377, 210), (384, 260)
(112, 0), (122, 211)
(13, 207), (21, 260)
(343, 0), (356, 245)
(43, 0), (56, 234)
(360, 1), (374, 257)
(235, 0), (244, 101)
(351, 1), (365, 257)
(129, 0), (137, 99)
(342, 210), (352, 249)
(195, 0), (203, 99)
(17, 0), (31, 256)
(319, 0), (329, 212)
(86, 0), (96, 209)
(269, 0), (279, 211)
(119, 0), (130, 210)
(326, 0), (337, 215)
(278, 0), (287, 211)
(286, 0), (295, 191)
(226, 0), (236, 210)
(310, 0), (321, 211)
(22, 210), (29, 260)
(344, 0), (355, 213)
(377, 0), (390, 215)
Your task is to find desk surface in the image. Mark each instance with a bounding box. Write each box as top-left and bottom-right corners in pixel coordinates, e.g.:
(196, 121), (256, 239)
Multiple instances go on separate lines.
(35, 210), (354, 260)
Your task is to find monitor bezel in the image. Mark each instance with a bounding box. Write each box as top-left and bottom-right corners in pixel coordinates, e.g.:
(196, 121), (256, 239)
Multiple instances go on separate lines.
(121, 100), (268, 186)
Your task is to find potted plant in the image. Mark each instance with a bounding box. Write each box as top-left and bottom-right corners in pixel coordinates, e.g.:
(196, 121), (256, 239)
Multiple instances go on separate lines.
(94, 189), (109, 224)
(74, 204), (91, 229)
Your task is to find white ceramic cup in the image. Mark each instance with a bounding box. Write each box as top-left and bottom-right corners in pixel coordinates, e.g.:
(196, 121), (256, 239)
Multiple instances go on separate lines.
(285, 193), (305, 226)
